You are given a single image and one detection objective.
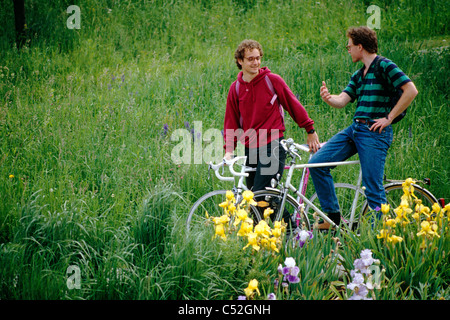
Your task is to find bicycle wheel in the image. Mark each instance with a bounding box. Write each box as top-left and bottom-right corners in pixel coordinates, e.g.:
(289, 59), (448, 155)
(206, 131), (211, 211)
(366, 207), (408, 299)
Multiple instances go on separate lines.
(250, 189), (311, 231)
(186, 190), (230, 232)
(187, 189), (263, 232)
(305, 183), (367, 230)
(381, 182), (439, 212)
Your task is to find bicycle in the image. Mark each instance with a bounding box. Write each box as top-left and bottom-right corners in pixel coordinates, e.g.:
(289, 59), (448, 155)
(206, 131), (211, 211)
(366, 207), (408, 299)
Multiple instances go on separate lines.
(185, 141), (361, 233)
(186, 138), (440, 234)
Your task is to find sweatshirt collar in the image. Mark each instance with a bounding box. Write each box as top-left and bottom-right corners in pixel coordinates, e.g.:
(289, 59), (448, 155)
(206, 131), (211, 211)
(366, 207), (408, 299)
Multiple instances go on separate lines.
(238, 67), (271, 84)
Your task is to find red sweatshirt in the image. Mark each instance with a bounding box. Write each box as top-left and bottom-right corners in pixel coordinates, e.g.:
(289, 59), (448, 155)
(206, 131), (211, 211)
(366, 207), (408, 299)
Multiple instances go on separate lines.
(223, 67), (314, 153)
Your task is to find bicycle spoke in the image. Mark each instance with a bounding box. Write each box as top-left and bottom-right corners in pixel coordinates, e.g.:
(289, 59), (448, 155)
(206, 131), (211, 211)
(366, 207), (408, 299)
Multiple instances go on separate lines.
(187, 190), (232, 233)
(305, 183), (366, 231)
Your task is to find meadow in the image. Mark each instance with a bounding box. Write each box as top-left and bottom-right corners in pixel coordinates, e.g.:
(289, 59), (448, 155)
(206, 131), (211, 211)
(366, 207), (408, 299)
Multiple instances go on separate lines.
(0, 0), (448, 300)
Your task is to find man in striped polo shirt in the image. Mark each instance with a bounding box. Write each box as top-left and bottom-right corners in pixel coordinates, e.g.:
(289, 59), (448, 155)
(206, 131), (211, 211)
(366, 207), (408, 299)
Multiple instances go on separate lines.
(309, 26), (418, 230)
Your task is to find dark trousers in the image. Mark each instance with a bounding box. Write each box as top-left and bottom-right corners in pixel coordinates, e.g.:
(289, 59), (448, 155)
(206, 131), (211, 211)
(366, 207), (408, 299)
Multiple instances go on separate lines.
(245, 138), (286, 192)
(245, 138), (292, 226)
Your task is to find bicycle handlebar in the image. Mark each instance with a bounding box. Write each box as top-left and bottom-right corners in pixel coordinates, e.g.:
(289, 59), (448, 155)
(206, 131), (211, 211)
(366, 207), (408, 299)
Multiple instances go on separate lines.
(280, 138), (309, 159)
(209, 156), (249, 182)
(210, 138), (312, 182)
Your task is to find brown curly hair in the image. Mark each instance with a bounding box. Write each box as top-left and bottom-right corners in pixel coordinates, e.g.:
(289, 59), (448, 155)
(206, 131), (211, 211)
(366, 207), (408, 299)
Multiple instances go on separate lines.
(346, 26), (378, 54)
(234, 39), (263, 70)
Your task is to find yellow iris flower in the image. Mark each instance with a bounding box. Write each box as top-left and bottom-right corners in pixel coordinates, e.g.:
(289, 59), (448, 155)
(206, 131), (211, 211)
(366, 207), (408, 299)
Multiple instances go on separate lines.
(431, 203), (441, 214)
(385, 219), (397, 227)
(416, 221), (440, 238)
(243, 232), (260, 251)
(376, 229), (389, 240)
(254, 220), (271, 238)
(272, 227), (282, 238)
(242, 190), (254, 201)
(213, 214), (230, 225)
(241, 190), (257, 206)
(244, 279), (260, 298)
(234, 209), (249, 226)
(443, 204), (450, 213)
(388, 235), (404, 244)
(226, 191), (235, 201)
(237, 221), (253, 237)
(263, 208), (274, 219)
(268, 237), (279, 252)
(214, 224), (226, 240)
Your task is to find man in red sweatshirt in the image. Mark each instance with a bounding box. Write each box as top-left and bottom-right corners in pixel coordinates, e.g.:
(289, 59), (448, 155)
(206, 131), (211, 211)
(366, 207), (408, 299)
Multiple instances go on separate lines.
(223, 39), (320, 193)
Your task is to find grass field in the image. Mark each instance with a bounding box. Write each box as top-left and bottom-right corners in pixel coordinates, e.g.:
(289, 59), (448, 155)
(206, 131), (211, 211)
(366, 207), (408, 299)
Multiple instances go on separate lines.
(0, 0), (449, 300)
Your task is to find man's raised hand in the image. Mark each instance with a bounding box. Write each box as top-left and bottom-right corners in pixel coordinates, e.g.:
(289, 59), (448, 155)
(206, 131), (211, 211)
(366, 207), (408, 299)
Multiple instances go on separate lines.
(320, 81), (331, 102)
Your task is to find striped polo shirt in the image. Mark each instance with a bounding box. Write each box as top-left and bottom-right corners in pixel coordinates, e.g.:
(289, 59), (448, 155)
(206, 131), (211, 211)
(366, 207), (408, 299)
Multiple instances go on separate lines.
(343, 56), (411, 120)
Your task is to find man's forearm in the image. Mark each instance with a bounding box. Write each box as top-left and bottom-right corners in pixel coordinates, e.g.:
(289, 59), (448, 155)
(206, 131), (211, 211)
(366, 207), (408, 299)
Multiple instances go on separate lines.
(387, 82), (418, 122)
(324, 92), (351, 109)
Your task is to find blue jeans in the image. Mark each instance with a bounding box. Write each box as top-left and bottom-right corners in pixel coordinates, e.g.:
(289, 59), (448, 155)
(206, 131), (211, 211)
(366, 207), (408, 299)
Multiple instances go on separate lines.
(308, 121), (393, 214)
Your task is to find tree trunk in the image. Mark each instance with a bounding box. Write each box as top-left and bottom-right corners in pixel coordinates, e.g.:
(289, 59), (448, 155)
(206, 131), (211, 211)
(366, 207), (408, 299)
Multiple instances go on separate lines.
(13, 0), (26, 47)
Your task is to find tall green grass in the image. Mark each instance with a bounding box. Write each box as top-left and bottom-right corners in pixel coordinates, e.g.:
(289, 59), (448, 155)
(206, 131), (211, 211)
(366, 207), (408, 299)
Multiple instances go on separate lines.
(0, 0), (448, 299)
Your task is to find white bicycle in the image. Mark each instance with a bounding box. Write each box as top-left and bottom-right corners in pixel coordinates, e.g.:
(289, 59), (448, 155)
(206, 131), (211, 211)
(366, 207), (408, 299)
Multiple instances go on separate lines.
(186, 138), (440, 233)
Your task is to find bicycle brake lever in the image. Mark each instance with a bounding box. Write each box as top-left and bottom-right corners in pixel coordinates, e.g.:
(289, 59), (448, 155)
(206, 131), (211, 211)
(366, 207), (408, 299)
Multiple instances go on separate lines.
(289, 145), (301, 160)
(208, 164), (212, 180)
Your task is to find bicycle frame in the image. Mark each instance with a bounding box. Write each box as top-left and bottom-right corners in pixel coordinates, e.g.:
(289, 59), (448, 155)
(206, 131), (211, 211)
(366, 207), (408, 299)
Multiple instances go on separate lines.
(278, 139), (363, 230)
(207, 140), (365, 230)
